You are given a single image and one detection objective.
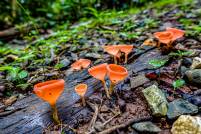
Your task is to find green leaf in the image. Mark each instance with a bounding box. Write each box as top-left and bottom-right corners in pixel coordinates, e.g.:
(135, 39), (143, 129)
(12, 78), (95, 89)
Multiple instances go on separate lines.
(148, 59), (168, 68)
(16, 83), (30, 90)
(54, 63), (64, 69)
(18, 70), (28, 79)
(173, 79), (185, 89)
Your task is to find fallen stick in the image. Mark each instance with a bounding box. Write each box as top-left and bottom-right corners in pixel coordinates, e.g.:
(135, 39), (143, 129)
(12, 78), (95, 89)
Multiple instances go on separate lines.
(98, 116), (152, 134)
(88, 104), (99, 131)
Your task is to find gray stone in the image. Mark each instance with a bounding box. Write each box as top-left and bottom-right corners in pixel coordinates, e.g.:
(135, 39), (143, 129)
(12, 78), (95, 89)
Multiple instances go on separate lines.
(167, 99), (198, 119)
(85, 53), (102, 59)
(130, 74), (150, 89)
(132, 121), (161, 133)
(190, 57), (201, 69)
(60, 59), (70, 68)
(185, 69), (201, 84)
(171, 115), (201, 134)
(142, 85), (168, 116)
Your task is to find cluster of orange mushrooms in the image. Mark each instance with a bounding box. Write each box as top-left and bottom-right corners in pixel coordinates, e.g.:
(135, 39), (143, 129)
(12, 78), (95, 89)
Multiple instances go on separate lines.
(33, 27), (184, 124)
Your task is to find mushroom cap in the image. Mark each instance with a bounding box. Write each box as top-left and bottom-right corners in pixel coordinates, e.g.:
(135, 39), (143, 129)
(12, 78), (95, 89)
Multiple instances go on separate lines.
(71, 59), (91, 71)
(88, 63), (108, 81)
(154, 31), (173, 44)
(33, 79), (65, 105)
(103, 45), (120, 57)
(166, 27), (185, 41)
(107, 64), (128, 84)
(117, 45), (133, 55)
(75, 83), (87, 97)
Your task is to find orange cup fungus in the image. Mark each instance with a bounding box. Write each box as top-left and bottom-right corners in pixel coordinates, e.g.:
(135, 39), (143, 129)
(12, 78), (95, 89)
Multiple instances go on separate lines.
(103, 45), (133, 64)
(75, 84), (88, 106)
(71, 59), (91, 71)
(107, 64), (128, 94)
(33, 79), (65, 124)
(117, 45), (133, 63)
(88, 63), (110, 98)
(154, 27), (185, 49)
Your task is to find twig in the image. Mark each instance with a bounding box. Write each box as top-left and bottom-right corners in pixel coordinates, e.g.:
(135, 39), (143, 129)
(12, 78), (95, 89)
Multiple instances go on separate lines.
(98, 116), (152, 134)
(95, 111), (120, 132)
(88, 104), (99, 131)
(87, 101), (105, 122)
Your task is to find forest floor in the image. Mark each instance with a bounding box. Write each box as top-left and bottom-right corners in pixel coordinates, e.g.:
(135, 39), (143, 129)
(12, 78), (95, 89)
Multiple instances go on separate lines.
(0, 0), (201, 133)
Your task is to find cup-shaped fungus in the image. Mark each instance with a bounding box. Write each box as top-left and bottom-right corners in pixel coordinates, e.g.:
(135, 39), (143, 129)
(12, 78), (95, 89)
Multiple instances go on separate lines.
(107, 64), (128, 94)
(117, 45), (133, 63)
(166, 27), (185, 41)
(75, 84), (87, 106)
(71, 59), (91, 71)
(33, 79), (65, 124)
(154, 27), (185, 49)
(103, 46), (120, 64)
(88, 63), (110, 98)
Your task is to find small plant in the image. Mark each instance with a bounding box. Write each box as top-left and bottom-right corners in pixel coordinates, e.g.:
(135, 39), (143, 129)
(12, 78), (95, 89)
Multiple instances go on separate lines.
(173, 79), (185, 89)
(169, 50), (193, 58)
(75, 83), (88, 106)
(33, 79), (65, 124)
(148, 59), (168, 69)
(0, 66), (28, 83)
(172, 79), (185, 95)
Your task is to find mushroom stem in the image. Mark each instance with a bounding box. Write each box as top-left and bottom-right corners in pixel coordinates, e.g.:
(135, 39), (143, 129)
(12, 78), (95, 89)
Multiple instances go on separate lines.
(81, 96), (86, 106)
(124, 53), (128, 64)
(114, 56), (117, 64)
(109, 82), (115, 95)
(102, 80), (110, 98)
(51, 104), (60, 124)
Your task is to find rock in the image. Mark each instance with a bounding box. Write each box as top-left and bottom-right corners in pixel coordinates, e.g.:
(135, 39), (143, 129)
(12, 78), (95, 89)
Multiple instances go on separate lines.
(182, 57), (192, 67)
(187, 95), (201, 107)
(167, 99), (198, 119)
(60, 59), (70, 70)
(185, 69), (201, 84)
(0, 85), (5, 92)
(180, 66), (189, 76)
(142, 85), (168, 116)
(85, 53), (102, 59)
(132, 121), (161, 133)
(130, 74), (150, 89)
(190, 57), (201, 69)
(171, 115), (201, 134)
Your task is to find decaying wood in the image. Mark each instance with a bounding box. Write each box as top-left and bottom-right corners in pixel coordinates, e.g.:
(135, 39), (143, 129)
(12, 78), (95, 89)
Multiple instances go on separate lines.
(0, 49), (165, 134)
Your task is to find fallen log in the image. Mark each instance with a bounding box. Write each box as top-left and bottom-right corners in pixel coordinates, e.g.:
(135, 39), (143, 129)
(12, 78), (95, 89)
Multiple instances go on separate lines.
(0, 49), (165, 134)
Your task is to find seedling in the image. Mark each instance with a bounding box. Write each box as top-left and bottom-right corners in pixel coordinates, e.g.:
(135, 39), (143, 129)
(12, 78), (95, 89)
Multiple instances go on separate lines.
(148, 59), (168, 69)
(169, 50), (193, 58)
(88, 63), (110, 98)
(75, 84), (87, 106)
(172, 79), (185, 95)
(71, 59), (91, 71)
(107, 64), (128, 95)
(33, 79), (65, 124)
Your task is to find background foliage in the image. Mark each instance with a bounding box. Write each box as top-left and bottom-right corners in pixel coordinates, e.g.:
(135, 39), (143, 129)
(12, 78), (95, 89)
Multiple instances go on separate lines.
(0, 0), (156, 29)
